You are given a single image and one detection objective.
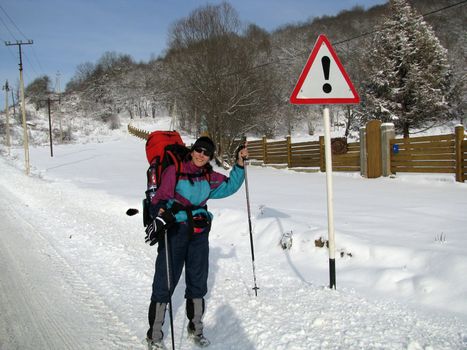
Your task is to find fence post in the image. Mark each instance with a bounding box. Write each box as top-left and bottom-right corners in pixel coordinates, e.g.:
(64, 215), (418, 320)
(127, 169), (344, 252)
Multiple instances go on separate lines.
(359, 127), (367, 177)
(381, 123), (395, 176)
(286, 135), (292, 168)
(319, 136), (325, 172)
(455, 125), (464, 182)
(262, 136), (268, 164)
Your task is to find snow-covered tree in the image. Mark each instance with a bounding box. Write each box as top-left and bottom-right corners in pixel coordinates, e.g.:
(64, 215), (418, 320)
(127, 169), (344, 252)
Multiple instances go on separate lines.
(164, 2), (278, 157)
(25, 75), (52, 110)
(361, 0), (453, 137)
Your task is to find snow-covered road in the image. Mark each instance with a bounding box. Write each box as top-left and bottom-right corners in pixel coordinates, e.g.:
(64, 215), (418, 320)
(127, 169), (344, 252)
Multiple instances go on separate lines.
(0, 181), (141, 349)
(1, 135), (467, 349)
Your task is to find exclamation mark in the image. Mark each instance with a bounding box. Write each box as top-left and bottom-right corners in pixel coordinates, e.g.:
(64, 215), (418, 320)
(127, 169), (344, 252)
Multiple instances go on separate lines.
(322, 56), (332, 93)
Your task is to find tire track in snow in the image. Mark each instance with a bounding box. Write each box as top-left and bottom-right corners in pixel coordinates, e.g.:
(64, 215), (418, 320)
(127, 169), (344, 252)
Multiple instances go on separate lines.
(0, 179), (141, 349)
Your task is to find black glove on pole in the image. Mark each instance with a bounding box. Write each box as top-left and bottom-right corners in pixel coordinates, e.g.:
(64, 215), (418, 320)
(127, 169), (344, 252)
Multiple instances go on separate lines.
(145, 211), (175, 246)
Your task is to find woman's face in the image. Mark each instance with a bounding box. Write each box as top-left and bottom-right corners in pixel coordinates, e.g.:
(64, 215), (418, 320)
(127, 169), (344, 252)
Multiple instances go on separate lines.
(191, 147), (211, 167)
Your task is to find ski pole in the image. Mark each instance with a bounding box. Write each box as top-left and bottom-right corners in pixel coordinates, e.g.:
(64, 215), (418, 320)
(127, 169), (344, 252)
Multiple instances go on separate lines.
(163, 228), (176, 350)
(242, 156), (259, 296)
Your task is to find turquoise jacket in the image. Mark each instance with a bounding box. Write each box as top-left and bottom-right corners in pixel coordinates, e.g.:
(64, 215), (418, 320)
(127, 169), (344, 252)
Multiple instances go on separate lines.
(152, 160), (245, 222)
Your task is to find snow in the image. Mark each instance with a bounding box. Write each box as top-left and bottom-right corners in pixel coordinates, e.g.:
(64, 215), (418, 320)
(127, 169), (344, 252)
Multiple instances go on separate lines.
(1, 117), (467, 349)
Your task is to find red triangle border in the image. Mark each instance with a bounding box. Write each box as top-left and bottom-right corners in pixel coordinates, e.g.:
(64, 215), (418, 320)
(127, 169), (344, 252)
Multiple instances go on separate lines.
(290, 34), (360, 105)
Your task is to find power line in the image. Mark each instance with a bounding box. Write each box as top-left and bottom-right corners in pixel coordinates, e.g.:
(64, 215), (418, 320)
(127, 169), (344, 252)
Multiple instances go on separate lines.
(0, 4), (29, 40)
(72, 0), (467, 103)
(0, 13), (17, 41)
(333, 0), (467, 46)
(208, 0), (467, 82)
(0, 4), (45, 81)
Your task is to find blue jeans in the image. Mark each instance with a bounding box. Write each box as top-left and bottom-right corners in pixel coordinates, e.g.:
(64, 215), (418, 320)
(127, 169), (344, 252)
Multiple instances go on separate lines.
(151, 221), (210, 303)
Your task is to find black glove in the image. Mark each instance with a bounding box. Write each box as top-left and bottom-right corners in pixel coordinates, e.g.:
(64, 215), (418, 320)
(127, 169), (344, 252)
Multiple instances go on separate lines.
(235, 143), (246, 161)
(144, 211), (176, 246)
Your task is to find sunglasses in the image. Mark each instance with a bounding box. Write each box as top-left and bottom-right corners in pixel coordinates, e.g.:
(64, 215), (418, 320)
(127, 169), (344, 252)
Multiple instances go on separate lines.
(194, 147), (213, 157)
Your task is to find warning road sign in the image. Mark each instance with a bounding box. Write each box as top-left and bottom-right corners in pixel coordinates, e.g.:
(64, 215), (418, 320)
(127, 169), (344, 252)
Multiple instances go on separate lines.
(290, 34), (360, 105)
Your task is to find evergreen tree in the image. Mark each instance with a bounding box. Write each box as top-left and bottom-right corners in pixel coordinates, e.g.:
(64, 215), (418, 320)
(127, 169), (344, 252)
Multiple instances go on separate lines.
(361, 0), (452, 137)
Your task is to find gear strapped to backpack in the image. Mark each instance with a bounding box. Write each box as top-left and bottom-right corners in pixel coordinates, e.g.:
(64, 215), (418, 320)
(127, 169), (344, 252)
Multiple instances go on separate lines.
(142, 130), (211, 230)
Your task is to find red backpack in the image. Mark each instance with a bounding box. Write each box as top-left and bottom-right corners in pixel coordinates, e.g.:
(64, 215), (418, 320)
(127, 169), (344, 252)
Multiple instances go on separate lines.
(143, 130), (212, 227)
(145, 131), (188, 185)
(143, 131), (190, 226)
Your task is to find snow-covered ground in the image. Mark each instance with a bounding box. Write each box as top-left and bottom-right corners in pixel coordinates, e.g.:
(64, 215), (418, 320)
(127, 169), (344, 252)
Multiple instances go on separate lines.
(1, 118), (466, 349)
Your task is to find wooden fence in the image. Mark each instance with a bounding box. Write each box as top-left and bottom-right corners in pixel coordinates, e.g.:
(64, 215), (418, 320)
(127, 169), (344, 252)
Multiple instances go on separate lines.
(390, 134), (456, 174)
(390, 126), (465, 182)
(247, 125), (466, 182)
(128, 122), (466, 182)
(460, 128), (467, 182)
(248, 136), (360, 172)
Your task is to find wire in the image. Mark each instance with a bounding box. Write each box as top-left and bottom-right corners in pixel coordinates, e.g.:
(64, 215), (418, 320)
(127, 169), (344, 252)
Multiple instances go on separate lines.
(0, 4), (29, 40)
(72, 0), (466, 102)
(0, 4), (46, 82)
(0, 13), (18, 41)
(333, 0), (467, 46)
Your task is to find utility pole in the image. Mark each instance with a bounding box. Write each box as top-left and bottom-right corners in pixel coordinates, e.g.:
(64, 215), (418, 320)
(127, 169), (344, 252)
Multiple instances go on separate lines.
(2, 80), (11, 150)
(5, 40), (34, 175)
(55, 71), (63, 142)
(11, 87), (16, 120)
(42, 97), (60, 157)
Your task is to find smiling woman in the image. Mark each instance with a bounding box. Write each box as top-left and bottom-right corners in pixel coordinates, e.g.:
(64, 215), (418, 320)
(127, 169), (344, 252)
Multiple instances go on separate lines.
(144, 135), (249, 349)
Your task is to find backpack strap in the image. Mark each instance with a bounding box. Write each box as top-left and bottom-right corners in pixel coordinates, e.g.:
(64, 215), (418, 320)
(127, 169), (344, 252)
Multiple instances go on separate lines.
(170, 202), (208, 239)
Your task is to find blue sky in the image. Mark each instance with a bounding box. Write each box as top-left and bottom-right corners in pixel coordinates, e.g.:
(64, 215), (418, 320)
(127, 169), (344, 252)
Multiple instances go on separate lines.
(0, 0), (387, 108)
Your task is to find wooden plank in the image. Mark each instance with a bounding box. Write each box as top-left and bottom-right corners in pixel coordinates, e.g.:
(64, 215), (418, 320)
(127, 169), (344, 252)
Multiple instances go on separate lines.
(248, 148), (263, 154)
(292, 151), (321, 156)
(267, 140), (287, 146)
(347, 145), (360, 151)
(291, 151), (321, 157)
(394, 147), (454, 155)
(334, 159), (360, 166)
(266, 157), (287, 163)
(391, 153), (455, 161)
(391, 134), (454, 144)
(290, 147), (321, 153)
(291, 159), (320, 164)
(391, 167), (454, 173)
(333, 166), (361, 172)
(248, 144), (263, 149)
(268, 149), (286, 153)
(291, 145), (321, 150)
(292, 155), (321, 161)
(392, 160), (455, 167)
(267, 145), (286, 150)
(395, 141), (454, 149)
(247, 141), (263, 148)
(394, 140), (455, 148)
(334, 153), (360, 159)
(292, 141), (321, 147)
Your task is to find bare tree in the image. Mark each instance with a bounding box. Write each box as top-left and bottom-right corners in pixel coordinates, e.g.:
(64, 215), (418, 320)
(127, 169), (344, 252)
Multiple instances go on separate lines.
(164, 2), (277, 158)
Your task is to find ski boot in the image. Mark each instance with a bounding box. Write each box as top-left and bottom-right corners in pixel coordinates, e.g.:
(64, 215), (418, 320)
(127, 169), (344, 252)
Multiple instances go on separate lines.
(146, 337), (166, 350)
(187, 324), (211, 348)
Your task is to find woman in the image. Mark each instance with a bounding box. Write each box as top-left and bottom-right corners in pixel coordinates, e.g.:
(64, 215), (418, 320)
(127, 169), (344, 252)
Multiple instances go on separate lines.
(145, 136), (248, 349)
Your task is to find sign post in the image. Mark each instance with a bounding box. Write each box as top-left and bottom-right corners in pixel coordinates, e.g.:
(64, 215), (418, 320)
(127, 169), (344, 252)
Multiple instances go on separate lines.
(290, 34), (360, 289)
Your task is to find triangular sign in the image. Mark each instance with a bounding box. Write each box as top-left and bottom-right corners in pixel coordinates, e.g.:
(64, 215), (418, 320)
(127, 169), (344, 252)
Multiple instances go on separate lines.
(290, 34), (360, 105)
